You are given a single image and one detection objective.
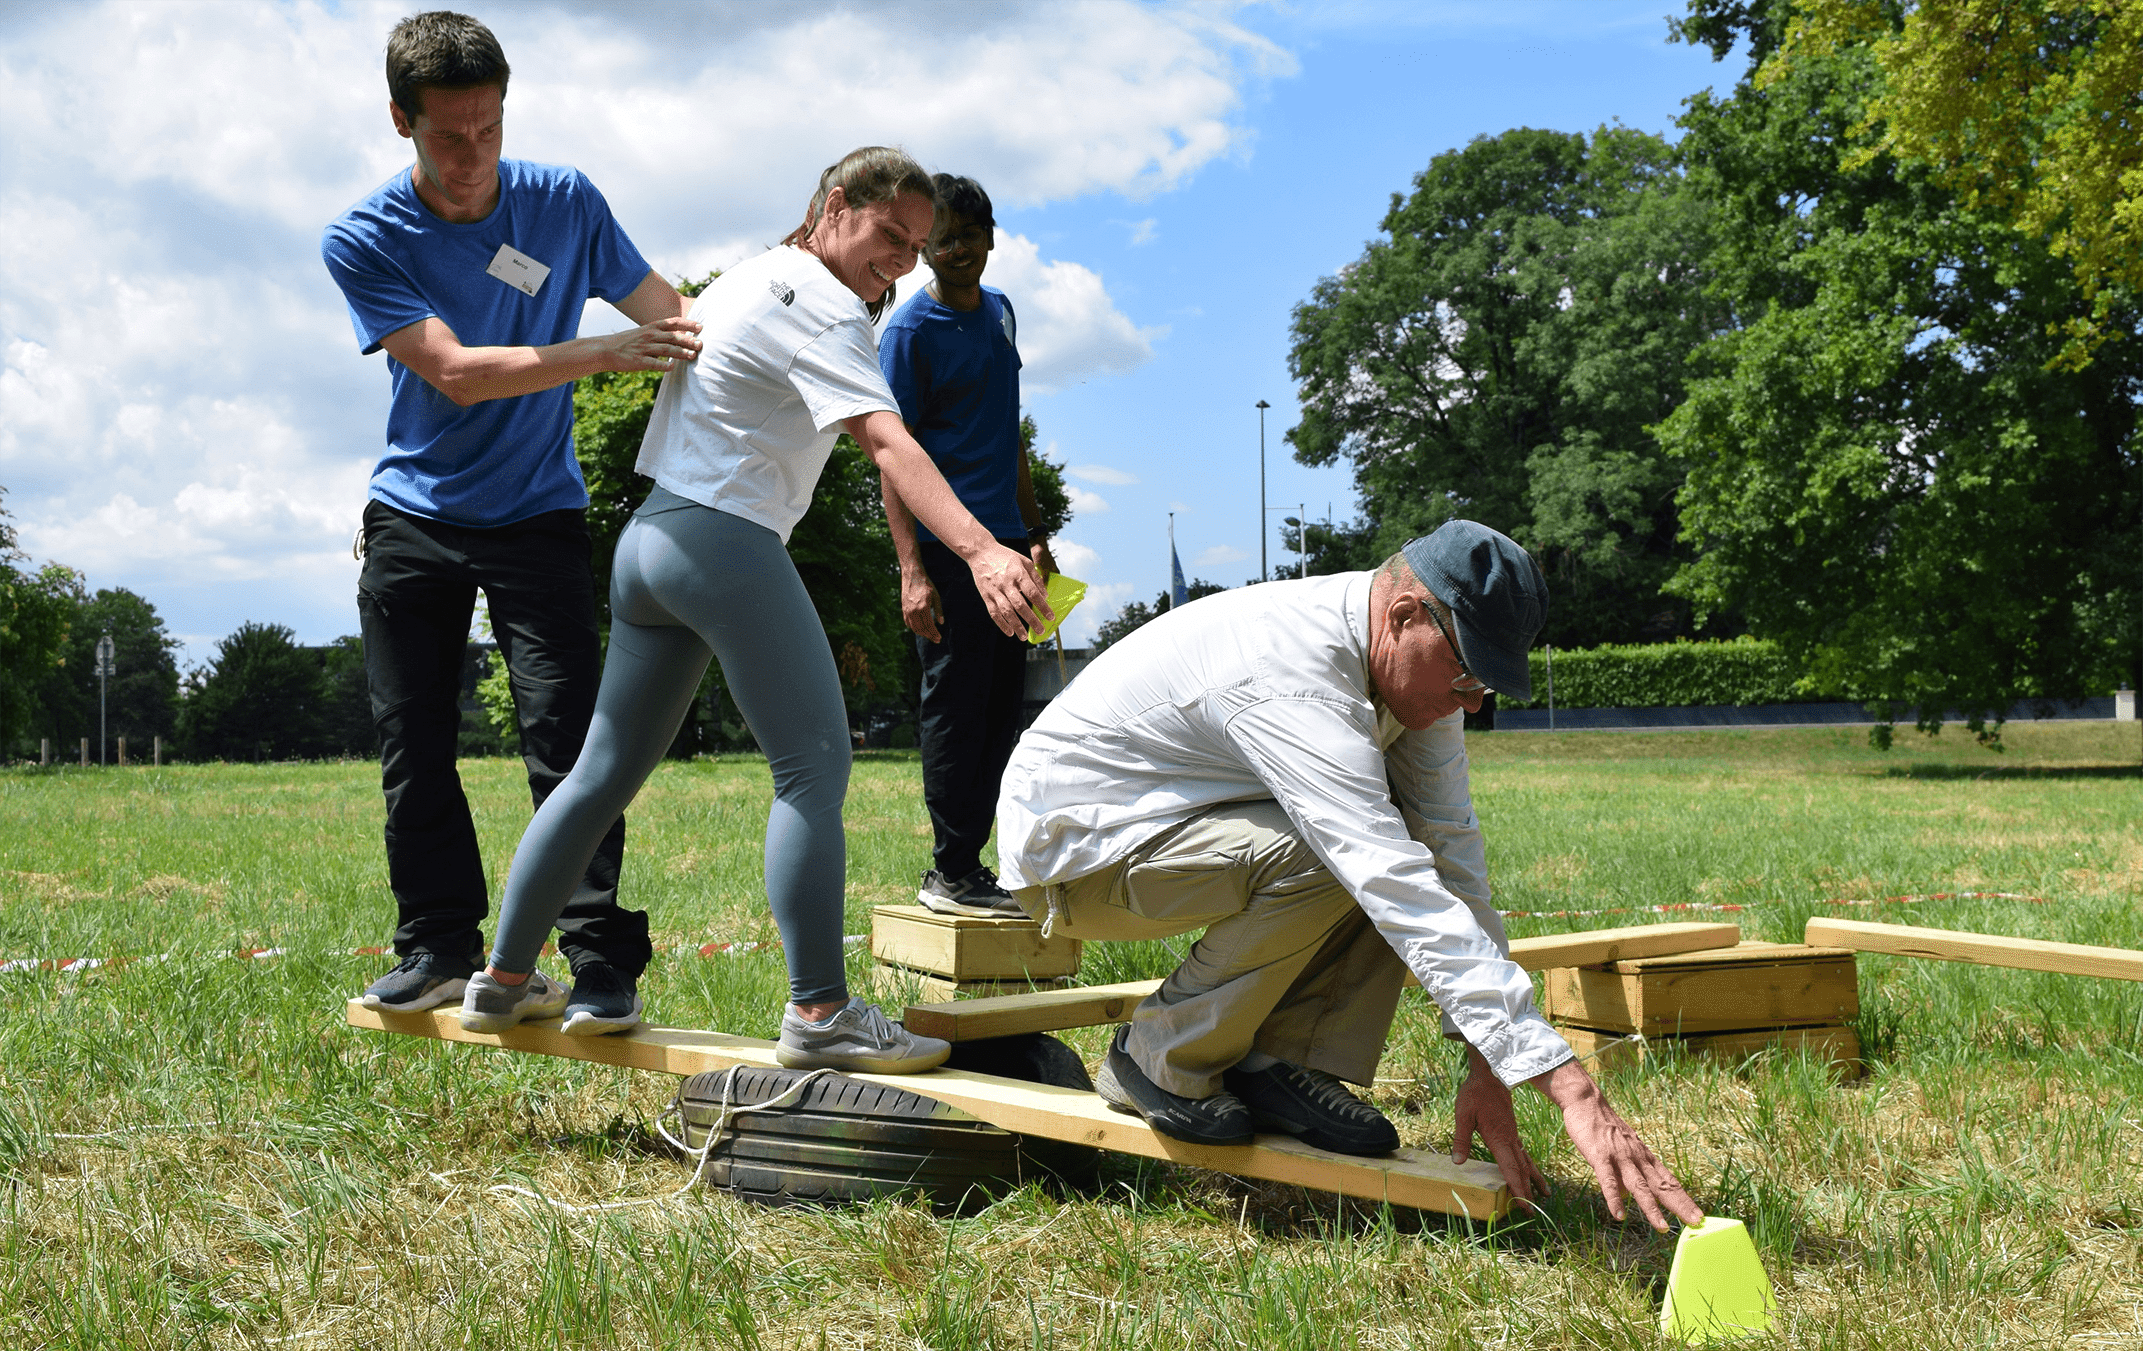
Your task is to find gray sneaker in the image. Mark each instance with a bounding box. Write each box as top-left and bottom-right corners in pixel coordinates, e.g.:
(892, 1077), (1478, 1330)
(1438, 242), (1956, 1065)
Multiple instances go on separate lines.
(916, 867), (1026, 918)
(458, 970), (570, 1033)
(562, 962), (643, 1037)
(776, 998), (951, 1074)
(358, 951), (477, 1012)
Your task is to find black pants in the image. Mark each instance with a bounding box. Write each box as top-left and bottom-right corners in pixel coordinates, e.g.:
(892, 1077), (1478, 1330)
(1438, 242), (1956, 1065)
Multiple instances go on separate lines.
(914, 538), (1031, 880)
(355, 500), (650, 976)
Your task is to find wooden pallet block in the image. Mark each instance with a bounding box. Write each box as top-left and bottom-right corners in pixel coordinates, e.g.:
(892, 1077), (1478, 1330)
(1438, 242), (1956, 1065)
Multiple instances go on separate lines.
(1805, 917), (2143, 981)
(343, 1000), (1510, 1219)
(1561, 1023), (1863, 1077)
(870, 904), (1082, 981)
(1542, 940), (1858, 1036)
(902, 923), (1747, 1041)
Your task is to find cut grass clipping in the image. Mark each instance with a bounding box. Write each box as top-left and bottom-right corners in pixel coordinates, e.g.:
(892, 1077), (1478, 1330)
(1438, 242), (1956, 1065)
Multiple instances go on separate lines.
(0, 721), (2138, 1347)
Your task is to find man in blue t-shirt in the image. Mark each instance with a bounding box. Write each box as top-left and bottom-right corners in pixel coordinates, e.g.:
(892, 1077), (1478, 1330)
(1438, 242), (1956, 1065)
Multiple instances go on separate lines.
(320, 12), (702, 1025)
(880, 175), (1057, 917)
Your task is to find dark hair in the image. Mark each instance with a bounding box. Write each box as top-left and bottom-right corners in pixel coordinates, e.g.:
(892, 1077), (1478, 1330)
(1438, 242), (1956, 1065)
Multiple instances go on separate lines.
(782, 146), (936, 321)
(930, 174), (995, 231)
(386, 11), (511, 121)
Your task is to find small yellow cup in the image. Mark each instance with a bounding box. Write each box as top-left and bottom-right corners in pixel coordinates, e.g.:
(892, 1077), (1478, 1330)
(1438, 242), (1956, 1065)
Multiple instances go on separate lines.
(1024, 573), (1088, 646)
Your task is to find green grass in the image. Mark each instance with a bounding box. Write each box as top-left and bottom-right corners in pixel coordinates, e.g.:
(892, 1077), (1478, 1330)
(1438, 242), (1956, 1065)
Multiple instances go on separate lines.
(1, 722), (2140, 1347)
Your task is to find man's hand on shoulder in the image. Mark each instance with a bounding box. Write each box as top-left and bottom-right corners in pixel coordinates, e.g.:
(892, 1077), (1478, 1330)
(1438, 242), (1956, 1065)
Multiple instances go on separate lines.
(1528, 1057), (1705, 1231)
(587, 316), (702, 374)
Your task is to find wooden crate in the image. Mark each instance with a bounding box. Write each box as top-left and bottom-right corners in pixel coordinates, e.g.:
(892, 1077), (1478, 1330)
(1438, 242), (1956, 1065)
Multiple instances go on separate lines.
(1562, 1024), (1863, 1077)
(869, 905), (1082, 982)
(1541, 940), (1858, 1036)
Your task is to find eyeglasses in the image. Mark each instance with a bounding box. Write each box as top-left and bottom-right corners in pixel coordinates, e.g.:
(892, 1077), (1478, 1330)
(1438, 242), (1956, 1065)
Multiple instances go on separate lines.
(1425, 602), (1492, 695)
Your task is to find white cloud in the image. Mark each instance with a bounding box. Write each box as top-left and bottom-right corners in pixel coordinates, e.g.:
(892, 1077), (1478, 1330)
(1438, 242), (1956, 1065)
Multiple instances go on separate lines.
(0, 0), (1278, 654)
(987, 231), (1165, 394)
(1125, 218), (1160, 246)
(1069, 464), (1140, 486)
(1194, 544), (1249, 567)
(1066, 485), (1112, 516)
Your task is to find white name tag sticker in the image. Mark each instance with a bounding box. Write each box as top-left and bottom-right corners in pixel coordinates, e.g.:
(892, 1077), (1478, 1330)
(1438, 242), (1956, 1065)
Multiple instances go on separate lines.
(486, 243), (550, 298)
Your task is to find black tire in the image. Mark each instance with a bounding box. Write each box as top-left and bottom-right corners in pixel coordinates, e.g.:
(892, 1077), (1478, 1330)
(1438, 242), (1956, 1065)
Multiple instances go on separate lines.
(675, 1034), (1098, 1209)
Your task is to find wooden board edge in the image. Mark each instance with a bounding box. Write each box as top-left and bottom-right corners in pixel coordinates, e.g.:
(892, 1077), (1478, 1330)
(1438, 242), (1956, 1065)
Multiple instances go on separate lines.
(343, 1000), (1511, 1218)
(1508, 921), (1743, 972)
(1805, 918), (2143, 983)
(904, 979), (1164, 1041)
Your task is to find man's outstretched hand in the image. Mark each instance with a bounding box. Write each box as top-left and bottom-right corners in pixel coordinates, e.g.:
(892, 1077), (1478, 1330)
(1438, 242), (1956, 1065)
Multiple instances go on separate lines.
(1452, 1047), (1705, 1231)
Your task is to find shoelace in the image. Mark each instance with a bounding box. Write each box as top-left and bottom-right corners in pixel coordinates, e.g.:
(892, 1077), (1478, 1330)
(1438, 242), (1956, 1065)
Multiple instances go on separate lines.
(841, 999), (901, 1043)
(1295, 1067), (1381, 1121)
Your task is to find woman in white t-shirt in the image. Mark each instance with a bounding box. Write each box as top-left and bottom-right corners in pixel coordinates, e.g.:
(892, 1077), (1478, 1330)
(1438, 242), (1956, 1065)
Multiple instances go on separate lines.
(461, 147), (1049, 1072)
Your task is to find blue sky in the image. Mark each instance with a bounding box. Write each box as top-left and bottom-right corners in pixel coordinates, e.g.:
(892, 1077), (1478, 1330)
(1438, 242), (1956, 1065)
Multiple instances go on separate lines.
(0, 0), (1739, 663)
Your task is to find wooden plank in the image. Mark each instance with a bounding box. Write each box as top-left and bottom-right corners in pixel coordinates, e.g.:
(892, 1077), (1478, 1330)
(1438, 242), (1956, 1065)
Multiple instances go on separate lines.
(345, 1000), (1510, 1219)
(905, 924), (1744, 1022)
(1541, 943), (1858, 1035)
(870, 905), (1082, 981)
(905, 979), (1164, 1041)
(1805, 917), (2143, 982)
(1561, 1023), (1862, 1077)
(1508, 921), (1743, 971)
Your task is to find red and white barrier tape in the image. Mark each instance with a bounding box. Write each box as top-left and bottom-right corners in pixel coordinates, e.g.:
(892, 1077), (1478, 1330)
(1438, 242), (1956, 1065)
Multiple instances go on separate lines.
(1497, 891), (2050, 921)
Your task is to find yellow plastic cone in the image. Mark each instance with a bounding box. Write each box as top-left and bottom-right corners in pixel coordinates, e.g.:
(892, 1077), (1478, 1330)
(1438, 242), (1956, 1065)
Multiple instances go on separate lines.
(1024, 573), (1088, 646)
(1660, 1216), (1776, 1344)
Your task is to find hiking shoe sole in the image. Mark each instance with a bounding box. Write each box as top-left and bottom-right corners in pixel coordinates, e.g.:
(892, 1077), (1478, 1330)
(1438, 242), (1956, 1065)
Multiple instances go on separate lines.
(563, 996), (644, 1037)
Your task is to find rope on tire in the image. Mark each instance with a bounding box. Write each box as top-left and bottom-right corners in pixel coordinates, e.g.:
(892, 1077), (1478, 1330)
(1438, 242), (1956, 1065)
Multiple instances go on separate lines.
(490, 1066), (838, 1215)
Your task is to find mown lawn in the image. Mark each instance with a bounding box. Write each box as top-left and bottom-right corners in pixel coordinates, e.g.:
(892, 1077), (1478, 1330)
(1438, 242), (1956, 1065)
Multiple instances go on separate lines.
(1, 720), (2139, 1348)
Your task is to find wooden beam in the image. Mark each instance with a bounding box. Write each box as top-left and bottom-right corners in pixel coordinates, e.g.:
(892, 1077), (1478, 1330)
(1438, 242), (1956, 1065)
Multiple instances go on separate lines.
(905, 979), (1163, 1042)
(1507, 921), (1743, 972)
(903, 924), (1746, 1036)
(345, 1001), (1510, 1218)
(1805, 918), (2143, 982)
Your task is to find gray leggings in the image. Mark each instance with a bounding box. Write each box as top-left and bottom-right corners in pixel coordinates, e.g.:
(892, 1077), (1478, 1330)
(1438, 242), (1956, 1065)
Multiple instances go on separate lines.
(489, 486), (853, 1003)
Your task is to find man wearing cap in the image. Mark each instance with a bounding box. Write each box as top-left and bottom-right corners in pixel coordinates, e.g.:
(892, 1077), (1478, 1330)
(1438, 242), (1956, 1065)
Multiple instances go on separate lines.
(994, 521), (1703, 1229)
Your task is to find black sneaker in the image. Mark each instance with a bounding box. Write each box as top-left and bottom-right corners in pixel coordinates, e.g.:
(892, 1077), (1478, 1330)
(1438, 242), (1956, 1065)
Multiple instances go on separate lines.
(1094, 1026), (1253, 1146)
(1223, 1059), (1400, 1157)
(917, 867), (1025, 918)
(563, 962), (643, 1038)
(358, 952), (477, 1013)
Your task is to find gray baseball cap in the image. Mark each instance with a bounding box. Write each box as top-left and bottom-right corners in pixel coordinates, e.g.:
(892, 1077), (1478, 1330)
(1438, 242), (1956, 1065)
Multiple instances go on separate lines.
(1400, 521), (1549, 701)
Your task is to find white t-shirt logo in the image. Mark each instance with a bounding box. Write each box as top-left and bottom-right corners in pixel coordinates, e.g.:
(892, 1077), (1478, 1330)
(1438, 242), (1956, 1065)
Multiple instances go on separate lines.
(768, 279), (796, 307)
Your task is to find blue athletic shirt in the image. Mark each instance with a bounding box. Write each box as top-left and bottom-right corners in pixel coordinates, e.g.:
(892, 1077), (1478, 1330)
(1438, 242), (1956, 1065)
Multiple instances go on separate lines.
(320, 160), (653, 527)
(878, 286), (1026, 543)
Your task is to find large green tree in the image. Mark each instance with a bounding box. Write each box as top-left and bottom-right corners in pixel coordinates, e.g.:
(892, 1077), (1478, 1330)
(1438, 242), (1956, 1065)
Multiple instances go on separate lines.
(1287, 125), (1728, 646)
(30, 587), (180, 759)
(1661, 0), (2143, 737)
(176, 622), (333, 762)
(1777, 0), (2142, 370)
(0, 491), (81, 756)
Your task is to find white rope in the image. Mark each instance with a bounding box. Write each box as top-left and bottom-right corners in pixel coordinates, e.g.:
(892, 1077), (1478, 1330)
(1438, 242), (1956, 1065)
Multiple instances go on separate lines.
(490, 1065), (837, 1215)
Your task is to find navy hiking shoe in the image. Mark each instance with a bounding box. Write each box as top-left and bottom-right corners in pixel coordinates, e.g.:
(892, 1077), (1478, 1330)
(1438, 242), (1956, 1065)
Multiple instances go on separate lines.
(358, 952), (477, 1013)
(1095, 1026), (1253, 1147)
(916, 867), (1025, 918)
(1224, 1059), (1400, 1157)
(563, 962), (643, 1037)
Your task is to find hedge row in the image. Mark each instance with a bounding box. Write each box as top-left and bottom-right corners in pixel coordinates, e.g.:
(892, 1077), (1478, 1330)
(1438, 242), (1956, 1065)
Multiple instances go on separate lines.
(1495, 637), (1852, 710)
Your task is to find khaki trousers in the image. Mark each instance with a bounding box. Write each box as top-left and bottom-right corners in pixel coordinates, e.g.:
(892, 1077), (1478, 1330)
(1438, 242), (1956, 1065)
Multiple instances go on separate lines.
(1017, 800), (1408, 1099)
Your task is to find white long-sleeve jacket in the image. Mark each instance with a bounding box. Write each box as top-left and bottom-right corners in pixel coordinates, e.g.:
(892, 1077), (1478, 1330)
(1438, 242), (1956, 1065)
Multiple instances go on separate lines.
(996, 571), (1572, 1087)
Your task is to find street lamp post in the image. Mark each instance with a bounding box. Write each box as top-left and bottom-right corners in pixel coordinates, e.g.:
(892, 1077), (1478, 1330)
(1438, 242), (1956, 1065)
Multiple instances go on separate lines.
(94, 632), (114, 766)
(1255, 400), (1271, 582)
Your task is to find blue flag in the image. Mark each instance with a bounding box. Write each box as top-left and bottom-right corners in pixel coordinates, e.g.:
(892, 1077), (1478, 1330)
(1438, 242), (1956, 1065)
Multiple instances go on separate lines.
(1171, 544), (1188, 609)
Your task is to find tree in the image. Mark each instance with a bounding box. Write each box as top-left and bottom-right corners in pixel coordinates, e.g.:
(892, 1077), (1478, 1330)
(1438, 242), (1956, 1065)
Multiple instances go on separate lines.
(1286, 125), (1729, 646)
(31, 587), (180, 759)
(318, 635), (375, 758)
(0, 491), (81, 756)
(1660, 0), (2143, 740)
(1090, 578), (1228, 653)
(1776, 0), (2143, 370)
(176, 622), (333, 761)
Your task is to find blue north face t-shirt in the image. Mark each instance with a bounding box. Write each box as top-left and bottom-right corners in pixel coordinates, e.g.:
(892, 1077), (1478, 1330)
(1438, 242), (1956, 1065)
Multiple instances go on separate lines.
(321, 160), (653, 527)
(879, 286), (1026, 543)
